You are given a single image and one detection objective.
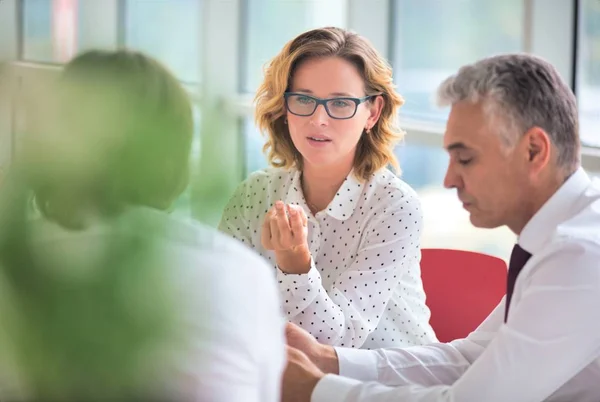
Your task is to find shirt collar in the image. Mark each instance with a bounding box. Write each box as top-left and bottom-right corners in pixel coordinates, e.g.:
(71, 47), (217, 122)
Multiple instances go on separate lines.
(284, 170), (363, 221)
(519, 167), (591, 254)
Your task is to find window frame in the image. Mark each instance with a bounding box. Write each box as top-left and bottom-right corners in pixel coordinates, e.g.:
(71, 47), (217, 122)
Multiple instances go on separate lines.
(3, 0), (600, 219)
(0, 0), (19, 172)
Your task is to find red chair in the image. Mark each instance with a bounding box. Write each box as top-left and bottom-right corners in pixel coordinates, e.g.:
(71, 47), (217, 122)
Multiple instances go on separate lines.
(420, 248), (507, 343)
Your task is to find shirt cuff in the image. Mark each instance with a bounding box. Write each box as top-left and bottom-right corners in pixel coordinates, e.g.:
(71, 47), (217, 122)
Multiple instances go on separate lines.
(336, 347), (379, 381)
(311, 374), (361, 402)
(276, 257), (321, 287)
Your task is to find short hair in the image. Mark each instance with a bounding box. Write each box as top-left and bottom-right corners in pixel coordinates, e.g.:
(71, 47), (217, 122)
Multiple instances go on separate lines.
(437, 53), (580, 171)
(26, 50), (193, 229)
(255, 27), (405, 180)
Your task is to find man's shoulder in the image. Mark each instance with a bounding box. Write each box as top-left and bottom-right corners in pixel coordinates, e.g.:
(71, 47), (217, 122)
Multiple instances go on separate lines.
(553, 182), (600, 249)
(160, 213), (272, 271)
(27, 208), (273, 278)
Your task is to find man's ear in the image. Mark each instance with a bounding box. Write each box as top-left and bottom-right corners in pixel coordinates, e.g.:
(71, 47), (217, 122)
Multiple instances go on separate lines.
(522, 126), (552, 173)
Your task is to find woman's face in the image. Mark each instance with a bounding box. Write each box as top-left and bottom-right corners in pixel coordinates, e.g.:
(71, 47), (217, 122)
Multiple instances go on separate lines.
(286, 56), (383, 173)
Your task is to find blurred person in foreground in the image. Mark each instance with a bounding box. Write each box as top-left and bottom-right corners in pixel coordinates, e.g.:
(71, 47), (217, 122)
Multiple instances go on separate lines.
(280, 53), (600, 402)
(0, 49), (285, 402)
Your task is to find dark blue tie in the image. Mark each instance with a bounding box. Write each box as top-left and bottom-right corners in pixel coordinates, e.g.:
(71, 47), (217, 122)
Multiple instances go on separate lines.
(504, 244), (532, 322)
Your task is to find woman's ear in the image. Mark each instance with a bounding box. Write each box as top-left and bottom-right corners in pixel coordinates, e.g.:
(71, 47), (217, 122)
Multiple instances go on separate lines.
(366, 95), (384, 129)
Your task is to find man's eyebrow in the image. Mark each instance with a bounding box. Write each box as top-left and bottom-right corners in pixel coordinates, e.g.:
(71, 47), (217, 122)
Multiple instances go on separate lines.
(445, 142), (471, 151)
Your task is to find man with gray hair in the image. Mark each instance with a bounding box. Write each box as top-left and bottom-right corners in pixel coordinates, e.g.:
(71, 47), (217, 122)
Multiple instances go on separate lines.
(280, 53), (600, 402)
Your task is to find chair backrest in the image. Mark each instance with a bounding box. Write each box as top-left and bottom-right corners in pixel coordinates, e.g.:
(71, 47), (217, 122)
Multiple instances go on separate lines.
(420, 248), (507, 343)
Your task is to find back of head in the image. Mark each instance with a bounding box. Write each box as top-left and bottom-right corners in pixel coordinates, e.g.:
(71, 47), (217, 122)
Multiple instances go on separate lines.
(437, 53), (580, 173)
(255, 27), (404, 180)
(25, 49), (194, 229)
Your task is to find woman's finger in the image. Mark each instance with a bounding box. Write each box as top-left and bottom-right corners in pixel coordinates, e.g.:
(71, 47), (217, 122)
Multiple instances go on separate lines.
(274, 201), (293, 249)
(288, 204), (308, 247)
(261, 207), (275, 249)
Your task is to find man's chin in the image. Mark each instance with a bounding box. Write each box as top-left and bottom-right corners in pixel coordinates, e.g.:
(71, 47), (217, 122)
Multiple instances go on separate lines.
(469, 214), (502, 229)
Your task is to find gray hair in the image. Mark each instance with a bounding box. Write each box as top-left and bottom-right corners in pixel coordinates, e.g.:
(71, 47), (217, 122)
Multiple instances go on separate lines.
(437, 53), (580, 171)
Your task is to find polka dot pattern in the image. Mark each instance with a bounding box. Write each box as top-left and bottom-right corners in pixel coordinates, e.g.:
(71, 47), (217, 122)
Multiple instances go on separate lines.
(219, 167), (437, 349)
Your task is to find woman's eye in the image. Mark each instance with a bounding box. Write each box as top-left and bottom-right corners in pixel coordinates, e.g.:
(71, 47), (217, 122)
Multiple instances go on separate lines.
(458, 158), (473, 166)
(331, 100), (351, 108)
(297, 96), (313, 104)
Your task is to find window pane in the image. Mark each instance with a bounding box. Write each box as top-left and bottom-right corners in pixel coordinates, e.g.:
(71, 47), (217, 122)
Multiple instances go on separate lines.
(242, 0), (347, 93)
(244, 118), (269, 174)
(125, 0), (201, 83)
(171, 103), (202, 217)
(22, 0), (77, 62)
(392, 0), (524, 123)
(21, 0), (117, 63)
(577, 0), (600, 147)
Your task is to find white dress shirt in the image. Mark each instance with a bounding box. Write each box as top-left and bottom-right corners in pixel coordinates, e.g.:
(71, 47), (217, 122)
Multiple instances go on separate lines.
(219, 167), (437, 349)
(312, 167), (600, 402)
(0, 207), (286, 402)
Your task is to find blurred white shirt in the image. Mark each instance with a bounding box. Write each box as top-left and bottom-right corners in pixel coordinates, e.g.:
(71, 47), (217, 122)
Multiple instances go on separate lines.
(219, 167), (436, 349)
(312, 167), (600, 402)
(0, 207), (286, 402)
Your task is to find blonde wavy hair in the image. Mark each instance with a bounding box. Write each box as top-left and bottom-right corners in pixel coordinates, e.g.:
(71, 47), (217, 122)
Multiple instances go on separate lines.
(255, 27), (405, 181)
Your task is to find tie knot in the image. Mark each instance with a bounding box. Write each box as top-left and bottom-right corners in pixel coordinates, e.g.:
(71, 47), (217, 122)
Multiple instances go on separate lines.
(510, 244), (532, 271)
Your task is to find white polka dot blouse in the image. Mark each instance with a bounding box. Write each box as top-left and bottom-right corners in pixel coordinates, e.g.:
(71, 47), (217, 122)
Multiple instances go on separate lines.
(219, 167), (438, 349)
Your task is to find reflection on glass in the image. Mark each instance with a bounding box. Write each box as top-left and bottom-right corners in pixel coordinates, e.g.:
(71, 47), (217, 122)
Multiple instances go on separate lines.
(125, 0), (202, 83)
(577, 0), (600, 147)
(243, 0), (347, 93)
(22, 0), (121, 63)
(392, 0), (524, 122)
(21, 0), (78, 63)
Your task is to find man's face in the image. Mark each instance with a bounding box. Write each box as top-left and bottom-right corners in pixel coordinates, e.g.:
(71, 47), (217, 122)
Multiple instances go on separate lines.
(443, 101), (529, 230)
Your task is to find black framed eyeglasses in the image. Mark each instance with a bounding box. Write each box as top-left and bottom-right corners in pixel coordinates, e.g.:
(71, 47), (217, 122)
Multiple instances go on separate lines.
(283, 92), (377, 120)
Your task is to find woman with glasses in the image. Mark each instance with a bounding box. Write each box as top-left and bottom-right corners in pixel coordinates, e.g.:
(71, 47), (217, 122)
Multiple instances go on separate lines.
(219, 27), (437, 349)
